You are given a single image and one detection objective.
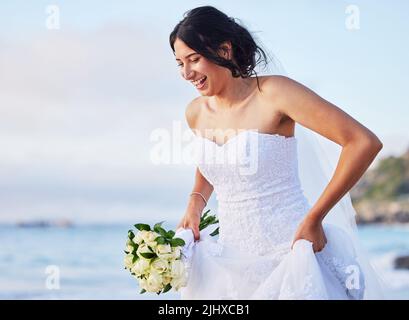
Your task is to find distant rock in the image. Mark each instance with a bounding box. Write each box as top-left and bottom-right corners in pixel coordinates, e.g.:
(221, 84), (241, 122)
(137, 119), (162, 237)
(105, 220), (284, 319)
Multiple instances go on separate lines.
(351, 147), (409, 224)
(353, 199), (409, 224)
(394, 255), (409, 270)
(16, 219), (74, 228)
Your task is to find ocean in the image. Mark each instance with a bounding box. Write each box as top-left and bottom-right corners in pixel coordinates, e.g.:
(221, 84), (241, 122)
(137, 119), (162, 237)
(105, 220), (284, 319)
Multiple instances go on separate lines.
(0, 222), (408, 300)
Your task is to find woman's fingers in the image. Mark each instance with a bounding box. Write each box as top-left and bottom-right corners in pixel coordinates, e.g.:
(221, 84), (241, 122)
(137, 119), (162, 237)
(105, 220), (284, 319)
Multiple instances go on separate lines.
(312, 240), (322, 253)
(176, 215), (200, 241)
(192, 227), (200, 241)
(176, 223), (200, 241)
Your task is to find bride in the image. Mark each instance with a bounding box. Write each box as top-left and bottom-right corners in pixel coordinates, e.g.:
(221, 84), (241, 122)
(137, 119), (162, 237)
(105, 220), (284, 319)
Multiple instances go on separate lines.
(169, 6), (386, 299)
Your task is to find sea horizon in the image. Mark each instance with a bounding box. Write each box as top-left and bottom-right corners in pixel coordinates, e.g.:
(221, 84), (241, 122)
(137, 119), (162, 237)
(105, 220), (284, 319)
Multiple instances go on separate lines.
(1, 222), (409, 300)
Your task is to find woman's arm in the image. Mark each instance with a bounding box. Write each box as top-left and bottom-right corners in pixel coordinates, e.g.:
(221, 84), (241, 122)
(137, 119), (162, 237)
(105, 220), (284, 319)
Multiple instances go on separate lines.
(177, 167), (214, 241)
(176, 99), (214, 240)
(186, 168), (214, 216)
(262, 76), (383, 251)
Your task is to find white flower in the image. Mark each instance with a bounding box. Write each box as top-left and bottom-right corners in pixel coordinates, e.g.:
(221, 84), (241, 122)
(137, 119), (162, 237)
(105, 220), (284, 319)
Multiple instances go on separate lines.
(144, 231), (160, 249)
(170, 260), (186, 278)
(171, 246), (182, 259)
(151, 258), (169, 274)
(134, 230), (149, 245)
(162, 272), (172, 286)
(171, 273), (188, 291)
(155, 243), (173, 260)
(124, 253), (135, 269)
(131, 258), (150, 277)
(134, 230), (160, 248)
(125, 239), (134, 253)
(144, 271), (163, 293)
(136, 243), (154, 259)
(138, 277), (148, 291)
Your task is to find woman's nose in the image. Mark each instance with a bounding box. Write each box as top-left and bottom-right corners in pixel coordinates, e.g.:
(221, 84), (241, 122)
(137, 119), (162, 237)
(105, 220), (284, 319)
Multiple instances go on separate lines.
(182, 67), (194, 80)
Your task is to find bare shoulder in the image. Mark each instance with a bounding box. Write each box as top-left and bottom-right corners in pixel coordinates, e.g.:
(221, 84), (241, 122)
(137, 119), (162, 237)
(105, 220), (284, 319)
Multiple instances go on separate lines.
(254, 75), (299, 118)
(259, 75), (319, 115)
(259, 75), (307, 98)
(185, 96), (204, 131)
(259, 75), (383, 146)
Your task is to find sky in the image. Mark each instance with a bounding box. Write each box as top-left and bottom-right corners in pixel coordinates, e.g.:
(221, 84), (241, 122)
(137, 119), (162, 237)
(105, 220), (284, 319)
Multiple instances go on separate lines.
(0, 1), (408, 223)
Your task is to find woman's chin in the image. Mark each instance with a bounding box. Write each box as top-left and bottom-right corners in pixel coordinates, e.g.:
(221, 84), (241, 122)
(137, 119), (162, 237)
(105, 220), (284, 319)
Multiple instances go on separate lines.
(200, 90), (211, 96)
(198, 87), (209, 95)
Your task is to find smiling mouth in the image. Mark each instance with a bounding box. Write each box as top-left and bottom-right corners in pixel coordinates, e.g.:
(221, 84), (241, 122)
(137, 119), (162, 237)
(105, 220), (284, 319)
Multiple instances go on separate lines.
(192, 76), (207, 89)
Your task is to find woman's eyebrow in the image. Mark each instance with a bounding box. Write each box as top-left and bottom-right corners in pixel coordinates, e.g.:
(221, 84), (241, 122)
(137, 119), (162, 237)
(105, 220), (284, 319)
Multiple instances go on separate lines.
(175, 52), (199, 61)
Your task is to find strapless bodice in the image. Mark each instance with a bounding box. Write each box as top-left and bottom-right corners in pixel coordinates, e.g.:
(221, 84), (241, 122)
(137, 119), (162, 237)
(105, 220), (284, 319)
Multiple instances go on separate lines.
(191, 130), (311, 256)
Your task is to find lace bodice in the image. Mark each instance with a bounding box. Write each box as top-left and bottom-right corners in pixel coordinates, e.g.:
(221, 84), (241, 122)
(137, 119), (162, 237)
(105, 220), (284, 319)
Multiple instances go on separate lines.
(177, 129), (373, 300)
(192, 130), (312, 256)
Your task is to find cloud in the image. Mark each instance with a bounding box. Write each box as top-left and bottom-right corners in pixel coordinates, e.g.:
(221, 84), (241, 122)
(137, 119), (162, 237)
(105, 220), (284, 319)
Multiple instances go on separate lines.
(0, 24), (198, 222)
(1, 20), (406, 223)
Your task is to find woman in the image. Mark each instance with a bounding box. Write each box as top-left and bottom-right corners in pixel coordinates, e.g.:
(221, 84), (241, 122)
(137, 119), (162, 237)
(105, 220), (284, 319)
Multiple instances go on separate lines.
(170, 6), (385, 299)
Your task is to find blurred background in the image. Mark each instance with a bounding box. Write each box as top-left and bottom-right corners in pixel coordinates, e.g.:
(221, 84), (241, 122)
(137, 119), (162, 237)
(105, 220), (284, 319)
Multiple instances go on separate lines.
(0, 0), (408, 299)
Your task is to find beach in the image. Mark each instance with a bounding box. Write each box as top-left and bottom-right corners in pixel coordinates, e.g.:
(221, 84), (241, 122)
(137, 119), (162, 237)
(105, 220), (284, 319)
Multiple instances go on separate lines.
(0, 222), (408, 300)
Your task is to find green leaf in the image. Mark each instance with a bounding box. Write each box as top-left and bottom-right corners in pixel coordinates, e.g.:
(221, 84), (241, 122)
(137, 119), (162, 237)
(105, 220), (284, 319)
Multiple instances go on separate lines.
(167, 230), (175, 238)
(154, 236), (166, 245)
(199, 211), (219, 231)
(132, 255), (138, 264)
(153, 221), (165, 230)
(199, 221), (211, 230)
(127, 242), (137, 253)
(170, 238), (185, 247)
(128, 230), (135, 240)
(140, 288), (146, 294)
(210, 227), (219, 237)
(208, 216), (217, 223)
(134, 223), (151, 231)
(201, 209), (211, 220)
(140, 252), (156, 259)
(162, 283), (172, 293)
(154, 226), (168, 237)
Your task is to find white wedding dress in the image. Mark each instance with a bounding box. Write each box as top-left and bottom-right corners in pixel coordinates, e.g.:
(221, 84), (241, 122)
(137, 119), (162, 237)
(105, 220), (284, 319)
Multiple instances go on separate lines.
(175, 129), (373, 300)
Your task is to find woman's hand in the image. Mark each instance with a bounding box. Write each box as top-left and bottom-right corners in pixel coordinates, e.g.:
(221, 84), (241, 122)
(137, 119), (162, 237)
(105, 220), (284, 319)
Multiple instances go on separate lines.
(291, 215), (327, 253)
(176, 209), (201, 241)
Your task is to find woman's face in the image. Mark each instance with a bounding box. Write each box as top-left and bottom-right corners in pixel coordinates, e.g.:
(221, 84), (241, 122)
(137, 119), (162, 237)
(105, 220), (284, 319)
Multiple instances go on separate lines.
(174, 38), (230, 96)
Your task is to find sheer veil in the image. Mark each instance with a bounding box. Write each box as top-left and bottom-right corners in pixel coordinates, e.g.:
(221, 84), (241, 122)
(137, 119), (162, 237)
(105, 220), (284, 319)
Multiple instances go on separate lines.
(295, 123), (387, 299)
(259, 44), (388, 299)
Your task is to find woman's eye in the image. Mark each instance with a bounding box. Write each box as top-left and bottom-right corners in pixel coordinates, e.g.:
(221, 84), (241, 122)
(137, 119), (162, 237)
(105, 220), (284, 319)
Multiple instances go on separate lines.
(177, 58), (199, 67)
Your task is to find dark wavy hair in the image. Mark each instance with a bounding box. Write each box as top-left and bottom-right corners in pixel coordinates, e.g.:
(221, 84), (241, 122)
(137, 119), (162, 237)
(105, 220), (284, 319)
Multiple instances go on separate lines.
(169, 6), (269, 91)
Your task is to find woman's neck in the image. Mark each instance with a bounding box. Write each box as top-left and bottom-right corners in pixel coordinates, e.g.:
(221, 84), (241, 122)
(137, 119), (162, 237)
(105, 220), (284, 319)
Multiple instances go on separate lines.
(212, 77), (257, 110)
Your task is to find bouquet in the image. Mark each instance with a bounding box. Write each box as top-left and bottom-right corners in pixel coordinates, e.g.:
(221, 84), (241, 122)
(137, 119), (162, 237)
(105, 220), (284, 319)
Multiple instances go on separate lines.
(124, 209), (219, 295)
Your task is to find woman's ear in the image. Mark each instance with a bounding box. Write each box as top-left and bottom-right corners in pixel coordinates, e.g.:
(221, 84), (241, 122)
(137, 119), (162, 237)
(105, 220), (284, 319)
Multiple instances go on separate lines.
(218, 41), (233, 60)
